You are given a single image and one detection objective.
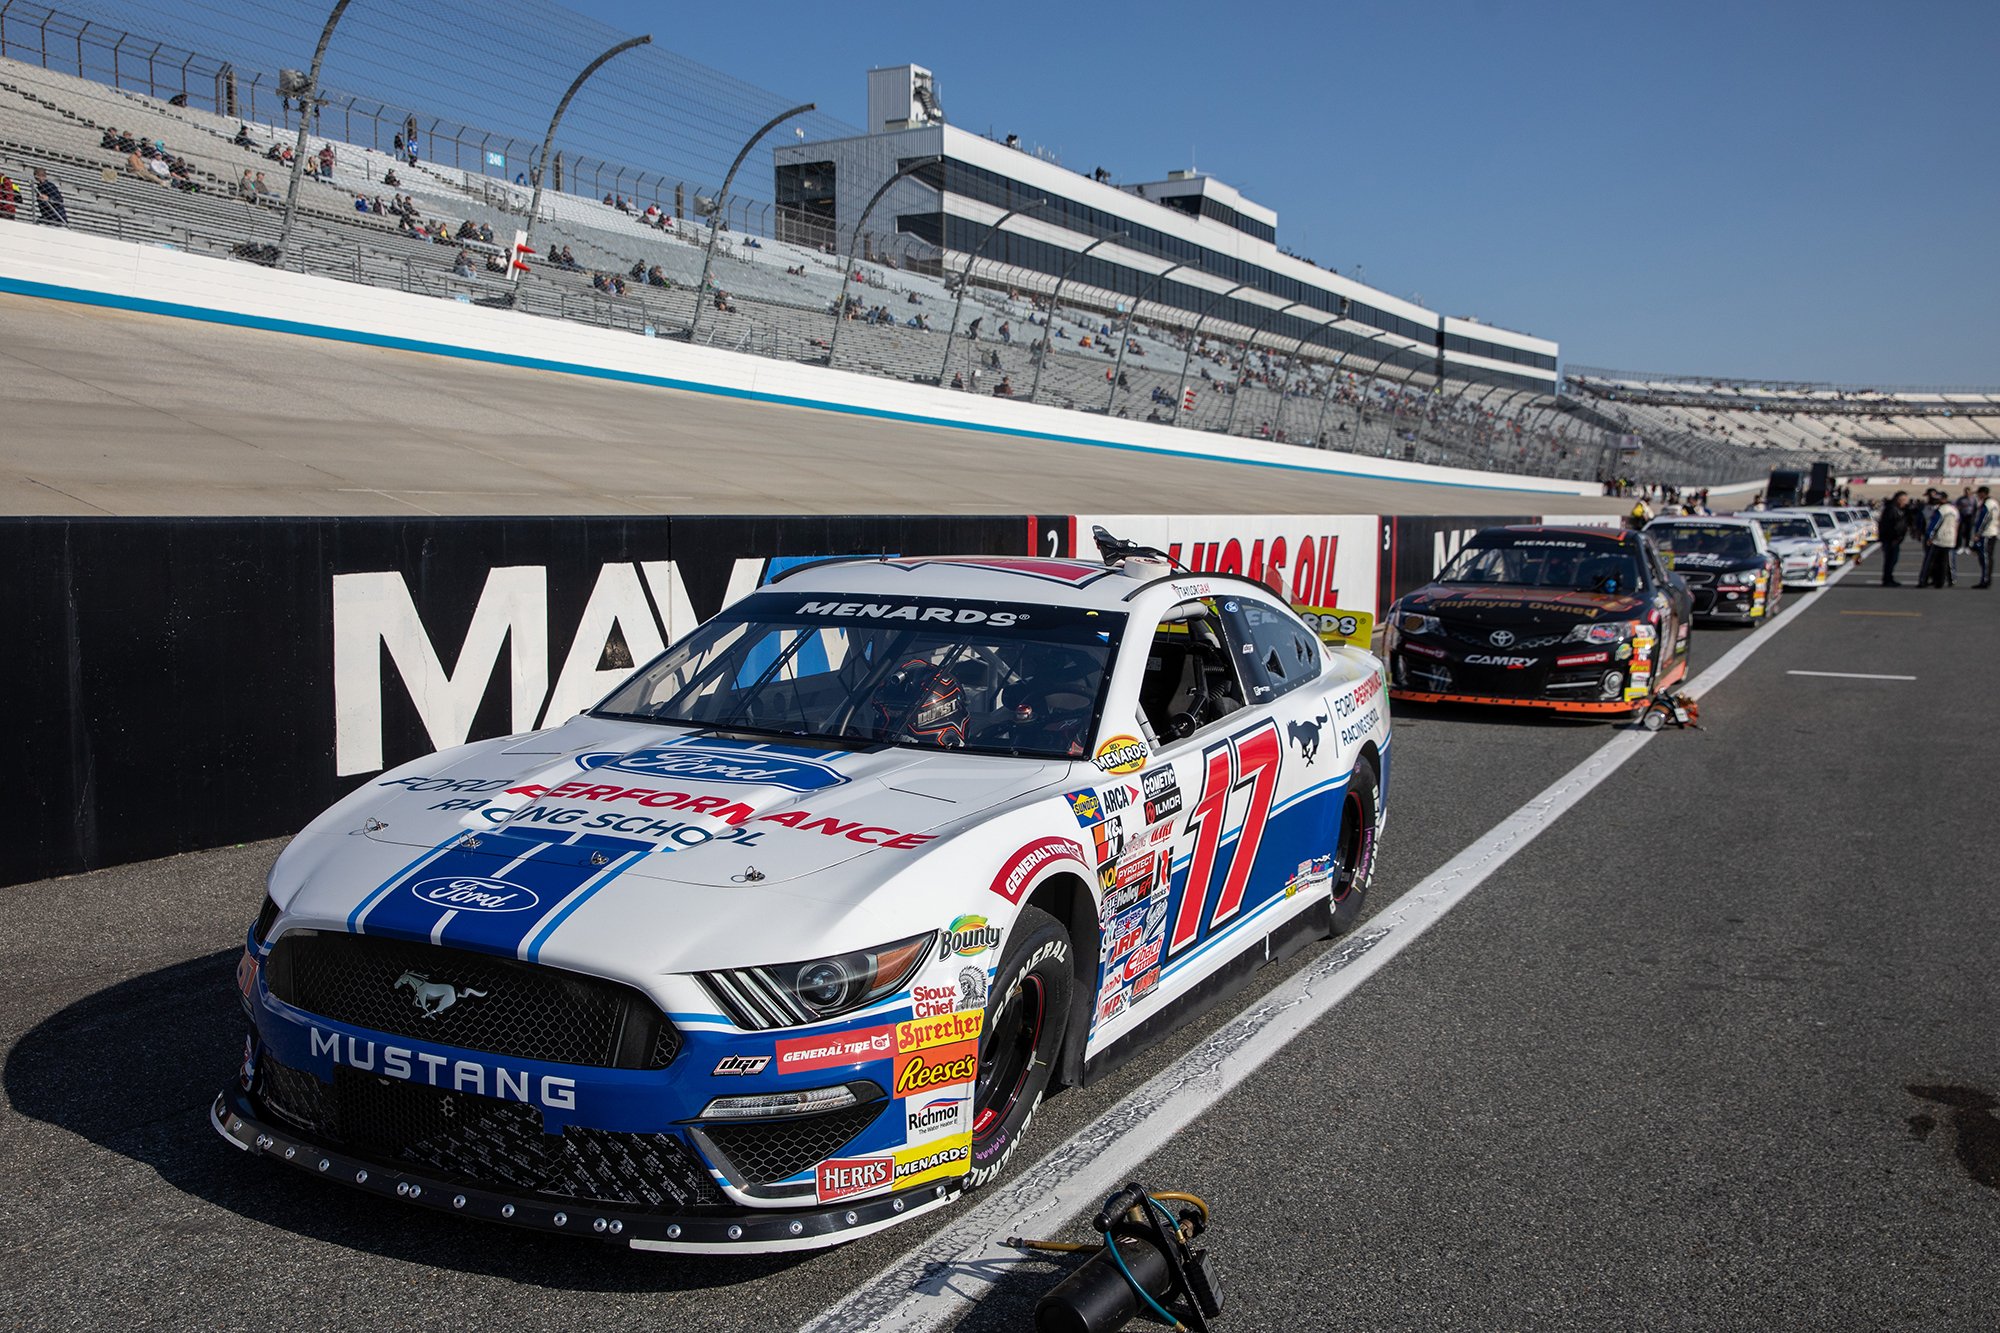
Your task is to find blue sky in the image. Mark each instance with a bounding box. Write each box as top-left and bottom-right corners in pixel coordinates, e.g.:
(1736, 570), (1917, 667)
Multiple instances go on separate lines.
(571, 0), (1996, 386)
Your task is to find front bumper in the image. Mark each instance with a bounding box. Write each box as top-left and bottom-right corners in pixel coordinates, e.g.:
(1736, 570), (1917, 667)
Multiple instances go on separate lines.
(1387, 688), (1638, 715)
(211, 1088), (959, 1253)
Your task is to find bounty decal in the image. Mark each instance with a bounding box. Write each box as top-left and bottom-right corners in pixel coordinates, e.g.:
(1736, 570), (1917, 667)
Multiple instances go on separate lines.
(1094, 735), (1149, 775)
(987, 837), (1088, 906)
(938, 914), (1002, 959)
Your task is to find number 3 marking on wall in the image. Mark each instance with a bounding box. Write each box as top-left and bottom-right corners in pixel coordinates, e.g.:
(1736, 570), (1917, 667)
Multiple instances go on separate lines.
(1170, 720), (1282, 956)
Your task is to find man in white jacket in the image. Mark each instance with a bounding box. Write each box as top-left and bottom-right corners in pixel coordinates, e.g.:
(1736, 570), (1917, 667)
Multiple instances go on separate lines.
(1920, 494), (1960, 588)
(1975, 485), (1999, 589)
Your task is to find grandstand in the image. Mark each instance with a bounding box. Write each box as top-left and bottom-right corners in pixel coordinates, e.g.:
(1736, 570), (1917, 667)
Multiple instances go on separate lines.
(1564, 368), (2000, 475)
(0, 3), (1940, 490)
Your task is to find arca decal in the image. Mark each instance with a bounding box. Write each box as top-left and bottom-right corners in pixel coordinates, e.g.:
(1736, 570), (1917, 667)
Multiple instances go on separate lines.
(988, 837), (1088, 906)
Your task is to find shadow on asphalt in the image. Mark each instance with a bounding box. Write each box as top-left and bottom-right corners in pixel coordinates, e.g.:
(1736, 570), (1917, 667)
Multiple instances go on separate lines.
(3, 950), (806, 1290)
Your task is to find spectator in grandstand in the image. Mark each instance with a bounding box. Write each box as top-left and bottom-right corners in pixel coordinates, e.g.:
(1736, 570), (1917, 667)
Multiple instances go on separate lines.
(646, 264), (669, 288)
(995, 376), (1015, 396)
(453, 249), (477, 279)
(1975, 486), (1999, 589)
(1919, 491), (1959, 588)
(240, 169), (258, 197)
(951, 371), (965, 390)
(100, 127), (121, 151)
(384, 167), (401, 187)
(1878, 492), (1912, 586)
(124, 148), (157, 183)
(233, 124), (255, 149)
(31, 168), (66, 225)
(0, 171), (16, 220)
(319, 145), (336, 177)
(999, 321), (1012, 345)
(252, 171), (275, 200)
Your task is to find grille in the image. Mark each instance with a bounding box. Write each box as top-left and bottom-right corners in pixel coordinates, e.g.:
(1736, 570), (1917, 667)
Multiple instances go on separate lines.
(1678, 571), (1716, 586)
(255, 1059), (720, 1209)
(265, 931), (678, 1070)
(1443, 625), (1564, 650)
(701, 1103), (885, 1185)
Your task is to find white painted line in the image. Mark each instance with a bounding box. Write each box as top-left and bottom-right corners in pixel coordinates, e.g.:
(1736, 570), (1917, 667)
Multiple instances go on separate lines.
(804, 564), (1854, 1333)
(1786, 670), (1915, 681)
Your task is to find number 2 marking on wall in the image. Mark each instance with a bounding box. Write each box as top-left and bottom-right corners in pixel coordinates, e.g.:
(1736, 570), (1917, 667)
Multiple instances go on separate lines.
(1170, 720), (1282, 956)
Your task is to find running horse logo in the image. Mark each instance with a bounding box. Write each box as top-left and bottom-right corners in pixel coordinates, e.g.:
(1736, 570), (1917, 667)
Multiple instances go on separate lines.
(1287, 714), (1328, 765)
(394, 971), (489, 1018)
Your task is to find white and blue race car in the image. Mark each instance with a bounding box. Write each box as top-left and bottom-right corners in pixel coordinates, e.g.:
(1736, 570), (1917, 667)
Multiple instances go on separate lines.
(215, 544), (1391, 1253)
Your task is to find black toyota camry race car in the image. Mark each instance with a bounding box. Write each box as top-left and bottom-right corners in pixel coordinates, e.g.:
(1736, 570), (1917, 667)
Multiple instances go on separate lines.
(1385, 525), (1694, 717)
(1642, 515), (1784, 624)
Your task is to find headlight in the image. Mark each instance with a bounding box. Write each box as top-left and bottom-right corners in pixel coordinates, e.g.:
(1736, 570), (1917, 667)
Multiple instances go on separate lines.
(1719, 570), (1758, 585)
(1396, 611), (1442, 636)
(700, 932), (934, 1030)
(1564, 620), (1640, 645)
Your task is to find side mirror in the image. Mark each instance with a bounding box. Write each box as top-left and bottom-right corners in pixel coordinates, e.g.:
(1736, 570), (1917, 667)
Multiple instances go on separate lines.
(1670, 574), (1689, 596)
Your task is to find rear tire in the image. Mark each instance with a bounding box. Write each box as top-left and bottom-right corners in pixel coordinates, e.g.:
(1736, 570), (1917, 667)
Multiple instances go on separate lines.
(965, 905), (1071, 1189)
(1327, 753), (1381, 935)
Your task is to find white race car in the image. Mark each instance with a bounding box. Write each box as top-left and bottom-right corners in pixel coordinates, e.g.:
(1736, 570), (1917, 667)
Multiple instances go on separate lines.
(215, 542), (1391, 1252)
(1750, 512), (1831, 587)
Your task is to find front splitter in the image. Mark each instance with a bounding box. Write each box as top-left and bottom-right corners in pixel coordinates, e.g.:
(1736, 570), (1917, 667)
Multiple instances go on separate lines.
(210, 1089), (961, 1254)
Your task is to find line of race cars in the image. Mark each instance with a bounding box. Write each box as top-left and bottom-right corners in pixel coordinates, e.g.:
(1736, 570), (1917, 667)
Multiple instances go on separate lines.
(216, 544), (1393, 1252)
(209, 508), (1870, 1255)
(1382, 505), (1873, 716)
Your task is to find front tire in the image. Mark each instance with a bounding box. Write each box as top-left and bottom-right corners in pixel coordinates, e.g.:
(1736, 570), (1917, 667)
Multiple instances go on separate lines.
(966, 905), (1071, 1189)
(1327, 752), (1381, 935)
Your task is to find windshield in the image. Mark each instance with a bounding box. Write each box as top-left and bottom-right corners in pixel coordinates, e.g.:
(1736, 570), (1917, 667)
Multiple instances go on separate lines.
(592, 592), (1122, 760)
(1436, 534), (1641, 594)
(1646, 524), (1759, 558)
(1805, 512), (1837, 533)
(1760, 517), (1818, 541)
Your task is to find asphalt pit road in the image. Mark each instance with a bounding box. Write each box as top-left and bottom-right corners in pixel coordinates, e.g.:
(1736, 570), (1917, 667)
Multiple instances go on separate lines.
(1907, 1114), (1936, 1140)
(1904, 1084), (2000, 1190)
(4, 952), (804, 1289)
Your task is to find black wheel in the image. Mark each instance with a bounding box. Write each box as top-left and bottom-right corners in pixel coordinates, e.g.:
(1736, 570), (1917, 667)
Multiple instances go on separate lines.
(966, 905), (1071, 1189)
(1327, 752), (1381, 935)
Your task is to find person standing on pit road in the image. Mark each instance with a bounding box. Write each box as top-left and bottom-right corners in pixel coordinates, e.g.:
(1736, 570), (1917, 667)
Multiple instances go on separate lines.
(1920, 494), (1960, 588)
(1626, 495), (1654, 530)
(1975, 486), (1999, 589)
(1878, 490), (1911, 586)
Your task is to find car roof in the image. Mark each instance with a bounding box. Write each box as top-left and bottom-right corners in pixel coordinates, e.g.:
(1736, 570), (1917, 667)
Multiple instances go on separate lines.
(1650, 515), (1758, 527)
(1489, 524), (1635, 544)
(766, 555), (1282, 613)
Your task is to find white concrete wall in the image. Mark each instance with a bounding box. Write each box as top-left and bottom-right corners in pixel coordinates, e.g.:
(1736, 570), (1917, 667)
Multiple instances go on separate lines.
(0, 225), (1599, 496)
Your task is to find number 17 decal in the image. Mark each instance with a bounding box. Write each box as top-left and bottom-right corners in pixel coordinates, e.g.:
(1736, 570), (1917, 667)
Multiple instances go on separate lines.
(1170, 720), (1282, 956)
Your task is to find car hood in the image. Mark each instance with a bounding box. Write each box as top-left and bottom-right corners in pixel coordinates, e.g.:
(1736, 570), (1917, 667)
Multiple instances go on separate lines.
(1657, 550), (1765, 573)
(1403, 583), (1647, 625)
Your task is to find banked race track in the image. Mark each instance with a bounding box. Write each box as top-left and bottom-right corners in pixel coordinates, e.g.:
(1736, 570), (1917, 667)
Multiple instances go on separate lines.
(2, 290), (1996, 1333)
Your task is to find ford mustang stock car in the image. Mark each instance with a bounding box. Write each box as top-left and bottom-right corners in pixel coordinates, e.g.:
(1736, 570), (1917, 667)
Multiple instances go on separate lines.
(1384, 525), (1693, 716)
(1644, 516), (1785, 624)
(215, 548), (1391, 1253)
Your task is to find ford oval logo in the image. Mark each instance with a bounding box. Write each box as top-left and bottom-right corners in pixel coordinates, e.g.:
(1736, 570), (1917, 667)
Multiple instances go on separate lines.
(409, 876), (540, 913)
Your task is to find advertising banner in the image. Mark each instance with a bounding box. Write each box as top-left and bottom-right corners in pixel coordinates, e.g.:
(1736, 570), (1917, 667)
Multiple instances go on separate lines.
(1944, 448), (2000, 478)
(1065, 514), (1382, 616)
